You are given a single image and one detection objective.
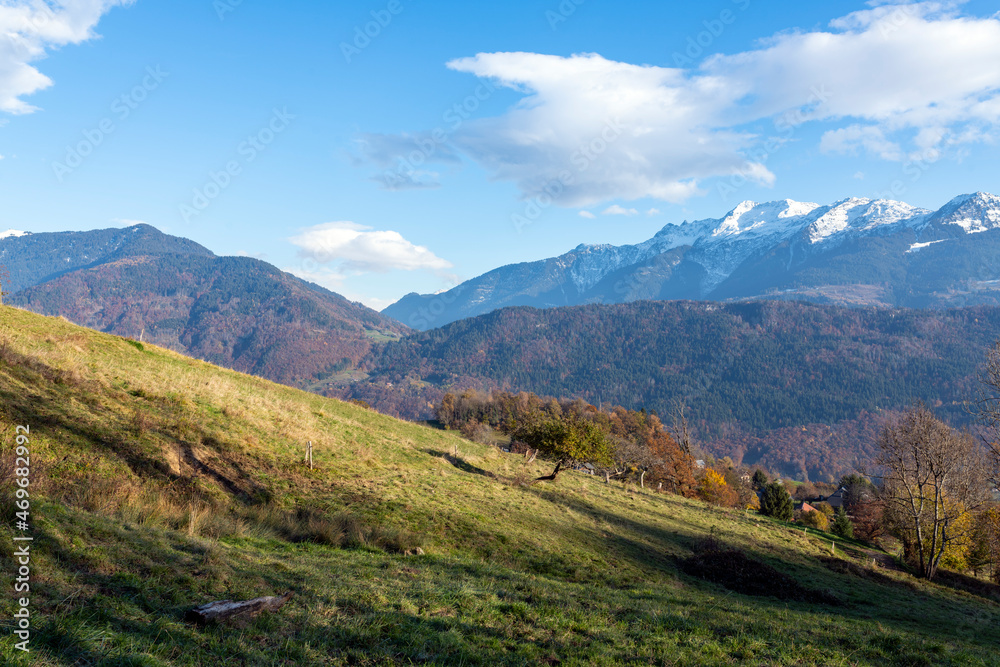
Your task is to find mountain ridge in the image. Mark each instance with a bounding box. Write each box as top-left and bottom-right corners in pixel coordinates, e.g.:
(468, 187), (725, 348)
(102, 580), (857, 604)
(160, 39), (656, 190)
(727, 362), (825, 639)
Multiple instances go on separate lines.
(384, 192), (1000, 330)
(2, 224), (409, 390)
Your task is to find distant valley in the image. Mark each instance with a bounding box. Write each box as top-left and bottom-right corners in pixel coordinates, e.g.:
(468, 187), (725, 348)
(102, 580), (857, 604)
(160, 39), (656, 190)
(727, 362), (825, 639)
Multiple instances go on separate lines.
(340, 299), (1000, 480)
(6, 197), (1000, 481)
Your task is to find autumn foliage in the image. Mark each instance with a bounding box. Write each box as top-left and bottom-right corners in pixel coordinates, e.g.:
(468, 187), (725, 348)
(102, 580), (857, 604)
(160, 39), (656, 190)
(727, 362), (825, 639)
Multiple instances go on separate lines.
(436, 390), (697, 493)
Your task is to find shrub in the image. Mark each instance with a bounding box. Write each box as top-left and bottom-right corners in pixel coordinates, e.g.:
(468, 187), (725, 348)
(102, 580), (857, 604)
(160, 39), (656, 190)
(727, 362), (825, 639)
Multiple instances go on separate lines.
(800, 509), (829, 531)
(698, 469), (739, 507)
(759, 482), (794, 521)
(813, 501), (835, 517)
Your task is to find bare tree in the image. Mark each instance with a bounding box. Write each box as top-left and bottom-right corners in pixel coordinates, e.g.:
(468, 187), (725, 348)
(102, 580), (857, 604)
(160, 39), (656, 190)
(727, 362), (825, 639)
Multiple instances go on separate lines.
(974, 341), (1000, 488)
(669, 399), (693, 456)
(601, 435), (658, 486)
(871, 405), (990, 580)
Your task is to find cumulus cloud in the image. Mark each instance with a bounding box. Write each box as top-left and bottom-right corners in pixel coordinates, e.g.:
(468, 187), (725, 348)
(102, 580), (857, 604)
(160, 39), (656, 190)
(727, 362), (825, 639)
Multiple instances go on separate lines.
(820, 125), (904, 161)
(354, 3), (1000, 208)
(290, 221), (452, 273)
(0, 1), (133, 114)
(602, 205), (639, 216)
(578, 210), (596, 219)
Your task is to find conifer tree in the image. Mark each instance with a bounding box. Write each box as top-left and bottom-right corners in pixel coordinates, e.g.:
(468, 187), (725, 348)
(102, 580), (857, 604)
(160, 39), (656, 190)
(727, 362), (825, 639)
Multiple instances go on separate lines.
(832, 507), (854, 539)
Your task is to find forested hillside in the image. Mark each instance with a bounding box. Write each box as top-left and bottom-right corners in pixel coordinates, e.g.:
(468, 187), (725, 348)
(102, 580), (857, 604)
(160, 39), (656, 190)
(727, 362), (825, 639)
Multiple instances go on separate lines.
(2, 305), (999, 665)
(9, 252), (409, 389)
(342, 300), (1000, 479)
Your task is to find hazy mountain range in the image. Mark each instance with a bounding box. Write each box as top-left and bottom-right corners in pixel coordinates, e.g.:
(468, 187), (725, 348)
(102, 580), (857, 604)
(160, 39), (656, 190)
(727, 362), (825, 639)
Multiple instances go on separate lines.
(5, 194), (1000, 478)
(1, 224), (408, 388)
(384, 192), (1000, 330)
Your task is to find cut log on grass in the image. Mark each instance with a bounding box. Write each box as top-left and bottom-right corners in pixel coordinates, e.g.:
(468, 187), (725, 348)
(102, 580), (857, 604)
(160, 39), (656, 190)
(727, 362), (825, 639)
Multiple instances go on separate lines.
(185, 591), (293, 624)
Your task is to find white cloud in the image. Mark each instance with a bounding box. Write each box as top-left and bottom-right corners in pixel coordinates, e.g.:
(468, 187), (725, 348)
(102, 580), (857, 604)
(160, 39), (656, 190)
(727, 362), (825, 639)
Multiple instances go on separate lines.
(853, 171), (865, 180)
(444, 51), (769, 207)
(578, 210), (596, 219)
(820, 125), (903, 160)
(706, 2), (1000, 150)
(602, 205), (639, 216)
(647, 208), (661, 216)
(0, 1), (134, 114)
(290, 221), (453, 273)
(358, 4), (1000, 208)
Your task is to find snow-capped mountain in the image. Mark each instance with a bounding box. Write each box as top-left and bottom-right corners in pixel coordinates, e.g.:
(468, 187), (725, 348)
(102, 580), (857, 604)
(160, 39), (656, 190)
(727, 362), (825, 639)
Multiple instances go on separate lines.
(384, 193), (1000, 330)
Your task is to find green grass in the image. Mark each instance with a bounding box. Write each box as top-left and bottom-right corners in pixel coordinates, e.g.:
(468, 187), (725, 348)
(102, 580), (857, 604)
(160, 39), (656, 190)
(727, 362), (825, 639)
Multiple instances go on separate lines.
(1, 305), (999, 665)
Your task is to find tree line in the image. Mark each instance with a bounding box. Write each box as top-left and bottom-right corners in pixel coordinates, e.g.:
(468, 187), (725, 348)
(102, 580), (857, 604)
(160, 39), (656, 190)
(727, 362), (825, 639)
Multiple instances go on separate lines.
(436, 338), (1000, 584)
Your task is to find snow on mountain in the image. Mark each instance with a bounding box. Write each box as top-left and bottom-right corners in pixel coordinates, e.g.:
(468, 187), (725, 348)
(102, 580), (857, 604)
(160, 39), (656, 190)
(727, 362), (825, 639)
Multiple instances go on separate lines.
(929, 192), (1000, 233)
(560, 196), (937, 294)
(0, 229), (28, 240)
(907, 239), (950, 253)
(385, 191), (1000, 330)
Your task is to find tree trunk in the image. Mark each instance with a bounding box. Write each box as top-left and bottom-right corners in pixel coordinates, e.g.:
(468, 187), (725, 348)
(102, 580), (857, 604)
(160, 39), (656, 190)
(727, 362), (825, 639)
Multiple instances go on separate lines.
(534, 460), (564, 482)
(640, 470), (646, 489)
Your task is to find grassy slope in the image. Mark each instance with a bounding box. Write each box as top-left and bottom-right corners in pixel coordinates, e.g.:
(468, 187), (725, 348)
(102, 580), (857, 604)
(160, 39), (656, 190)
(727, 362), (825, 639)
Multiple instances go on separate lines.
(0, 305), (998, 666)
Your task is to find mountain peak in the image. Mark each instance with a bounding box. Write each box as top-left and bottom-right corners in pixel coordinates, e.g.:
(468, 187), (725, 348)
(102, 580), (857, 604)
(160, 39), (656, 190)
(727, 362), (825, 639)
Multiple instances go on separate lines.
(384, 191), (1000, 330)
(0, 229), (29, 240)
(928, 191), (1000, 233)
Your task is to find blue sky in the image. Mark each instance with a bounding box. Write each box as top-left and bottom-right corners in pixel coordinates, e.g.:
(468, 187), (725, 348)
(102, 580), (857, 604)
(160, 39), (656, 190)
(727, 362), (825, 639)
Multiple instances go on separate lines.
(1, 1), (999, 309)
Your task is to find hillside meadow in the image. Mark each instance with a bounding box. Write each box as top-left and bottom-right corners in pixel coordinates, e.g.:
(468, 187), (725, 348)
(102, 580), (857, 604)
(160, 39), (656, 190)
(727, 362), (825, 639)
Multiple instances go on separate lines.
(0, 305), (999, 665)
